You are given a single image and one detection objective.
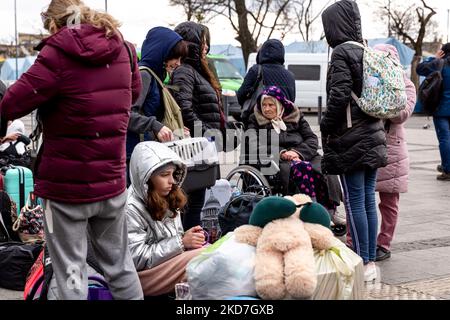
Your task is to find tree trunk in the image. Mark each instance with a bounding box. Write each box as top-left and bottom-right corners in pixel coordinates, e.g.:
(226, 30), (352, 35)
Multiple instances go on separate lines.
(411, 55), (421, 90)
(411, 42), (423, 90)
(233, 0), (257, 68)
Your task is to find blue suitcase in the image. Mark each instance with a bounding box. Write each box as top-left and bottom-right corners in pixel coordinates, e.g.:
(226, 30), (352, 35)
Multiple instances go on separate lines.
(4, 166), (34, 216)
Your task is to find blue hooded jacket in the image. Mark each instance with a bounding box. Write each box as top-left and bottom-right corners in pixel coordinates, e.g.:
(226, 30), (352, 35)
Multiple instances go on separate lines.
(139, 27), (183, 118)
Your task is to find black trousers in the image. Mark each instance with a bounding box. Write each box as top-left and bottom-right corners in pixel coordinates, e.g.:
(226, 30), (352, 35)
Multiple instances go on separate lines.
(182, 188), (206, 231)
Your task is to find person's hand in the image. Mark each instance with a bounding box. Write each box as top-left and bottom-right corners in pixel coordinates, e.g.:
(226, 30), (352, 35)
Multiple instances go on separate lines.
(435, 49), (445, 59)
(182, 226), (205, 250)
(183, 126), (190, 138)
(157, 126), (174, 142)
(281, 151), (300, 161)
(1, 132), (20, 144)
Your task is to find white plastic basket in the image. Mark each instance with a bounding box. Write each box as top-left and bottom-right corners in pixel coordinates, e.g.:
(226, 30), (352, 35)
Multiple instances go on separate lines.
(164, 137), (219, 168)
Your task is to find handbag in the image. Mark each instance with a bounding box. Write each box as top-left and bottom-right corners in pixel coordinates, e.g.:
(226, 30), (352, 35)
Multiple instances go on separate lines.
(12, 192), (44, 244)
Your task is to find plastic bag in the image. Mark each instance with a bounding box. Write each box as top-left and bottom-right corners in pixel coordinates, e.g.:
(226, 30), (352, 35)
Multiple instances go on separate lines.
(312, 240), (364, 300)
(186, 233), (257, 300)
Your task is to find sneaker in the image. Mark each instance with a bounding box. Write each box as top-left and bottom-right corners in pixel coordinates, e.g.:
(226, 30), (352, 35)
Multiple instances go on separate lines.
(333, 208), (346, 225)
(437, 172), (450, 181)
(437, 165), (443, 173)
(364, 262), (377, 282)
(375, 246), (391, 261)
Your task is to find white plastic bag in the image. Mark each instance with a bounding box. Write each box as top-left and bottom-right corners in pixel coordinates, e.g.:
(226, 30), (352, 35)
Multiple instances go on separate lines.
(186, 233), (256, 300)
(312, 240), (364, 300)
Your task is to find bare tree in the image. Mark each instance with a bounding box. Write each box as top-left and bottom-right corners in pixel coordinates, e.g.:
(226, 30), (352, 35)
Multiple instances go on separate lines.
(294, 0), (331, 42)
(169, 0), (221, 23)
(169, 0), (295, 67)
(379, 0), (437, 88)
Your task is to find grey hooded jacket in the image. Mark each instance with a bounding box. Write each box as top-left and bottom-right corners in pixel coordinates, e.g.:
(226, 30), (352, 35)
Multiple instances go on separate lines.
(126, 141), (187, 271)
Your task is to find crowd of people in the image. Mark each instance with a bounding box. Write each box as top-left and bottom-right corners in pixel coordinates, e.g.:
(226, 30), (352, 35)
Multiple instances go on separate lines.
(0, 0), (448, 299)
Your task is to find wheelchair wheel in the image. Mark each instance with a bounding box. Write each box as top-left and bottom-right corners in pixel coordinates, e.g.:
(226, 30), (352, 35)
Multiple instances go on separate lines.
(226, 165), (272, 197)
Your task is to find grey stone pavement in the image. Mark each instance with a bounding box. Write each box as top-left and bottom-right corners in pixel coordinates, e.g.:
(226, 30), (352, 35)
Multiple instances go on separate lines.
(0, 114), (449, 300)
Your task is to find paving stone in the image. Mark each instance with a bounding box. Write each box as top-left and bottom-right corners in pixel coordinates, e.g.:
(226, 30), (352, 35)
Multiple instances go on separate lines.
(365, 282), (439, 300)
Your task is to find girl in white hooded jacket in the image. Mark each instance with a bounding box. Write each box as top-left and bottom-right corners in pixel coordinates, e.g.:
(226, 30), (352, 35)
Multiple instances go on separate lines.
(126, 141), (205, 296)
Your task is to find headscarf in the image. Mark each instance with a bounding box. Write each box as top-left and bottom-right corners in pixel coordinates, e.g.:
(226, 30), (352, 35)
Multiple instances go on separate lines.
(260, 95), (286, 134)
(257, 86), (295, 134)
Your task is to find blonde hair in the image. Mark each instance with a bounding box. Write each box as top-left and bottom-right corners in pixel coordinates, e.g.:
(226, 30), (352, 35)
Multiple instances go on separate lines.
(43, 0), (121, 38)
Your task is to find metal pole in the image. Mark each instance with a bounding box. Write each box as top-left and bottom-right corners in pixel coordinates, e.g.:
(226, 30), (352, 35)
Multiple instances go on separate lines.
(447, 9), (449, 43)
(14, 0), (19, 80)
(318, 96), (323, 125)
(388, 0), (392, 38)
(105, 0), (108, 12)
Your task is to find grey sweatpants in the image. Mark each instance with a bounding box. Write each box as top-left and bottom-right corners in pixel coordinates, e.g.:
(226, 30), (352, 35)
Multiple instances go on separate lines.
(42, 190), (143, 300)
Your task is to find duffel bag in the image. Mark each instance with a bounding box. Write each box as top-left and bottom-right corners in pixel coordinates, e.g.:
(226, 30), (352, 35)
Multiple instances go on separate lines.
(0, 241), (43, 290)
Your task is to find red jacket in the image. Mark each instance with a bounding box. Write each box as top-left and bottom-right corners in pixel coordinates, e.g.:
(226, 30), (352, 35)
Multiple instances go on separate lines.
(0, 25), (141, 203)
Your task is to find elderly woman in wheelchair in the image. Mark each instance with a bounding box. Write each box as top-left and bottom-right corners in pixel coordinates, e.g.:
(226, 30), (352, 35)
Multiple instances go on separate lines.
(235, 86), (345, 234)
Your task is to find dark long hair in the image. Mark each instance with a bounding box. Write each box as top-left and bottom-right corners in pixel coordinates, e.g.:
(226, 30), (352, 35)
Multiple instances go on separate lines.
(146, 182), (187, 221)
(199, 26), (221, 95)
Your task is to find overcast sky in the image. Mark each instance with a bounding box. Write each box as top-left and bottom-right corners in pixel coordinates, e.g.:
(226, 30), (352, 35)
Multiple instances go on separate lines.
(0, 0), (449, 48)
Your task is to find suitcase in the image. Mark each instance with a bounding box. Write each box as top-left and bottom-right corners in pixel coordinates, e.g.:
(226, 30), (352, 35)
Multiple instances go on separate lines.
(4, 166), (34, 216)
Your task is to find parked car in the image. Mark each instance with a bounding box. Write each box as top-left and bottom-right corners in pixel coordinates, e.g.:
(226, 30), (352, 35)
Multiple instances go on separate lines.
(247, 52), (328, 113)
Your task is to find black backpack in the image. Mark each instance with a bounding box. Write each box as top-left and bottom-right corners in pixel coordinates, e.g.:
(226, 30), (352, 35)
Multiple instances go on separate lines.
(218, 193), (265, 235)
(418, 59), (446, 116)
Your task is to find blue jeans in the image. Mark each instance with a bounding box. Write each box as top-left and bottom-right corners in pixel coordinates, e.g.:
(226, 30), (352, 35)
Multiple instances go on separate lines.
(341, 169), (378, 264)
(433, 117), (450, 173)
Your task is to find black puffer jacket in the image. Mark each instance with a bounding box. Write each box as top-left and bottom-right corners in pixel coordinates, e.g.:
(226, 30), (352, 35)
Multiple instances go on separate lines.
(171, 22), (221, 134)
(320, 0), (387, 175)
(237, 39), (296, 106)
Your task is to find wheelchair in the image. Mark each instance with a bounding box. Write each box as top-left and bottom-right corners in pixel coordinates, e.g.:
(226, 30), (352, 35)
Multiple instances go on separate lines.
(225, 156), (347, 237)
(225, 160), (283, 197)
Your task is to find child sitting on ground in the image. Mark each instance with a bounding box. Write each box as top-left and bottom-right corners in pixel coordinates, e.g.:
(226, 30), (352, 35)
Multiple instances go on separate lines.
(126, 141), (205, 297)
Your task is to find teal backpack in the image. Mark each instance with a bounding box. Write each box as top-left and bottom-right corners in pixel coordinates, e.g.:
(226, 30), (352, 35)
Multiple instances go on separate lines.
(344, 41), (407, 126)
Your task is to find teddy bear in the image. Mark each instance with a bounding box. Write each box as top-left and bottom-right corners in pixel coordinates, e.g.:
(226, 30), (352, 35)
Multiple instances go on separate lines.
(234, 194), (335, 300)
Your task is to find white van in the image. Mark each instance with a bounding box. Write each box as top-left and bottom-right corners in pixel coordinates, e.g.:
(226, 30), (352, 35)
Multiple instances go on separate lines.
(247, 53), (328, 112)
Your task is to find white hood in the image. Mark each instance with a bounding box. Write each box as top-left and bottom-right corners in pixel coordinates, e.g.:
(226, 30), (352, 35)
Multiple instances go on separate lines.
(129, 141), (187, 203)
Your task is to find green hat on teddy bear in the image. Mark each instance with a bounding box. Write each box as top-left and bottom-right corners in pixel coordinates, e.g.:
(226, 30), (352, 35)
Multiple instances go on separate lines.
(299, 202), (331, 229)
(249, 196), (297, 227)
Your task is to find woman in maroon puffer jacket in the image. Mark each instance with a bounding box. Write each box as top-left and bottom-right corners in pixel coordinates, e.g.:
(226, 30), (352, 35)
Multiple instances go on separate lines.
(0, 0), (143, 300)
